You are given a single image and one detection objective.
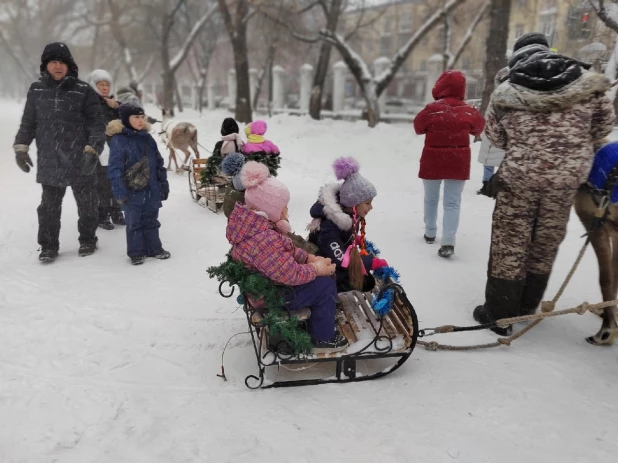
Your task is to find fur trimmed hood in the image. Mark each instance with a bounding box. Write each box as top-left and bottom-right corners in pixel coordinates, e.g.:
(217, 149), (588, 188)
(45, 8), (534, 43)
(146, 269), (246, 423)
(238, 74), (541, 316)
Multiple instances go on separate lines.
(106, 119), (151, 136)
(491, 71), (611, 112)
(307, 182), (354, 232)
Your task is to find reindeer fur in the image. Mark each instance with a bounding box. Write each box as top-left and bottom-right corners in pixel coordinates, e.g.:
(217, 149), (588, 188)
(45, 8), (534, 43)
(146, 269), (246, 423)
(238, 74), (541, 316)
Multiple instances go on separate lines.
(573, 189), (618, 346)
(160, 110), (199, 173)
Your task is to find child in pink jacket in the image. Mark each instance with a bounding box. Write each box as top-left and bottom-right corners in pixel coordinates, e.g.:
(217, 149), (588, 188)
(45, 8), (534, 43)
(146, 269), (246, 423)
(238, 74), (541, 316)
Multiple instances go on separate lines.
(226, 161), (347, 349)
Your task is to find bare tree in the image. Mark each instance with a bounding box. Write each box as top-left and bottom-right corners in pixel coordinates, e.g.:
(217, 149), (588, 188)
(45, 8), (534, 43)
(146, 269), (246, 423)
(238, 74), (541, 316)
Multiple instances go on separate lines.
(320, 0), (467, 127)
(218, 0), (255, 123)
(444, 0), (491, 70)
(589, 1), (618, 103)
(159, 0), (219, 115)
(479, 0), (512, 115)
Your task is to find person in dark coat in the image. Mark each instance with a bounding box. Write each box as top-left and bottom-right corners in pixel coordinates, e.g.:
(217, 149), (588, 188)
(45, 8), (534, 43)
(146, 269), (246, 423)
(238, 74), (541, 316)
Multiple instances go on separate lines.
(13, 42), (106, 263)
(308, 157), (388, 293)
(107, 104), (170, 265)
(87, 69), (125, 230)
(414, 70), (485, 258)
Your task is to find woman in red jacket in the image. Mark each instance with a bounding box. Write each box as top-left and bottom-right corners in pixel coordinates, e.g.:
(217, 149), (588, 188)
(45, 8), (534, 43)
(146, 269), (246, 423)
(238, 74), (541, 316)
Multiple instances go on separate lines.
(414, 71), (485, 258)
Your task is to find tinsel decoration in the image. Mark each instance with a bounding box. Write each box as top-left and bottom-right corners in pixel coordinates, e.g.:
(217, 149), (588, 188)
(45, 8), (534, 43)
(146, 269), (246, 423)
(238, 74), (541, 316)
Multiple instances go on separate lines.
(207, 256), (313, 354)
(365, 240), (400, 317)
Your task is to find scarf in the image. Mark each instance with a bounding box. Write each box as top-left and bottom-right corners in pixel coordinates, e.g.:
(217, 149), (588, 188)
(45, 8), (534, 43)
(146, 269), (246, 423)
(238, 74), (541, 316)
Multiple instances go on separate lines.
(245, 124), (265, 144)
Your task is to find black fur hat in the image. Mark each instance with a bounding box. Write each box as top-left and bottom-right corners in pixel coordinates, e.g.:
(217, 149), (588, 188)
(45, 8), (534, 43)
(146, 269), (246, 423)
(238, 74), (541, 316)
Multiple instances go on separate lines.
(221, 117), (239, 136)
(513, 32), (549, 52)
(40, 42), (78, 77)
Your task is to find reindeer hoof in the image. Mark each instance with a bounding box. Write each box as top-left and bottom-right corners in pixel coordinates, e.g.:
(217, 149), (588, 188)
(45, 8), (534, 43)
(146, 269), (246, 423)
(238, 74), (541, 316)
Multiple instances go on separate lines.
(586, 328), (618, 346)
(166, 167), (173, 172)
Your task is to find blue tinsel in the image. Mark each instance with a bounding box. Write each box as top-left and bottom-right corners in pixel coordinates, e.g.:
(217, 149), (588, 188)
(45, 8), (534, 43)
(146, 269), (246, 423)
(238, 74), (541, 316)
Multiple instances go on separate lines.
(366, 241), (401, 317)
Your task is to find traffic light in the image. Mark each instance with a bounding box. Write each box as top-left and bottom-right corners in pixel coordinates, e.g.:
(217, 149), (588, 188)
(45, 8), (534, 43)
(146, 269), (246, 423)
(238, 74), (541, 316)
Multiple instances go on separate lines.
(581, 11), (591, 39)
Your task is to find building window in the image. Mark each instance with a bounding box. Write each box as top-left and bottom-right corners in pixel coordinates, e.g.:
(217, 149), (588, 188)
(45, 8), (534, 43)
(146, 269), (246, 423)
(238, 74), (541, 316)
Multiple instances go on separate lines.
(399, 11), (412, 32)
(539, 13), (556, 37)
(380, 35), (392, 56)
(515, 24), (524, 39)
(383, 16), (393, 36)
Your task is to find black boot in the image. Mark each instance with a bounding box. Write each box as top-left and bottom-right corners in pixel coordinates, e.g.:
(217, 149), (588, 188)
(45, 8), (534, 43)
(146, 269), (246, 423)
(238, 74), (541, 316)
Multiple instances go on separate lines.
(520, 273), (550, 316)
(476, 181), (488, 195)
(473, 276), (525, 336)
(110, 209), (126, 226)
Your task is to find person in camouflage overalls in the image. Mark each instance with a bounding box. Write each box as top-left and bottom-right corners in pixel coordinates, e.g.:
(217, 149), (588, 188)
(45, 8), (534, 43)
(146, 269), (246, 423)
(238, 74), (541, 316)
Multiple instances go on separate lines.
(473, 32), (616, 335)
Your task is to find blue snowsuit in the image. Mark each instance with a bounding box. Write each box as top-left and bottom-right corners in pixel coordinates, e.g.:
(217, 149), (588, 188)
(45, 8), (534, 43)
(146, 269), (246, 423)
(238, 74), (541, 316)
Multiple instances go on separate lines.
(107, 123), (169, 258)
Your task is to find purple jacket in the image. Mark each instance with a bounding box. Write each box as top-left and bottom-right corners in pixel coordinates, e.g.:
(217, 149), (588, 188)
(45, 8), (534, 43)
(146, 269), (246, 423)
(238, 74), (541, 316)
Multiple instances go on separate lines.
(227, 204), (316, 286)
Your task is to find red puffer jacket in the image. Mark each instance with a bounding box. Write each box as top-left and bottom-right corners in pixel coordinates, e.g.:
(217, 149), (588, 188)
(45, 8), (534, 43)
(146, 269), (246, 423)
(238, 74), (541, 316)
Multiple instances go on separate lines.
(414, 71), (485, 181)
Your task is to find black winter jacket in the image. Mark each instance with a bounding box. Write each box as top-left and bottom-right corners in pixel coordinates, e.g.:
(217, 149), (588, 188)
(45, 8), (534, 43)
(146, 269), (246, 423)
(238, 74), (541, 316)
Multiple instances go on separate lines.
(14, 73), (106, 187)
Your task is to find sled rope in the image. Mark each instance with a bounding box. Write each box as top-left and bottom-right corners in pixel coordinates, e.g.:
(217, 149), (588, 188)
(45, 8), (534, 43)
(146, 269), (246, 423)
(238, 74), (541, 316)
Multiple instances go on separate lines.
(417, 234), (610, 351)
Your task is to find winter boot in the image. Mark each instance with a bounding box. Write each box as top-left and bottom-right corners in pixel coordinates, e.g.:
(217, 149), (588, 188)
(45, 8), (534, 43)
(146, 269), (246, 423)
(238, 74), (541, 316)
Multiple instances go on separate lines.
(154, 250), (171, 260)
(78, 243), (97, 257)
(438, 245), (454, 258)
(424, 235), (436, 244)
(473, 276), (525, 336)
(476, 181), (488, 195)
(520, 273), (550, 316)
(110, 210), (126, 226)
(39, 249), (59, 263)
(131, 256), (145, 266)
(98, 216), (114, 231)
(312, 334), (348, 352)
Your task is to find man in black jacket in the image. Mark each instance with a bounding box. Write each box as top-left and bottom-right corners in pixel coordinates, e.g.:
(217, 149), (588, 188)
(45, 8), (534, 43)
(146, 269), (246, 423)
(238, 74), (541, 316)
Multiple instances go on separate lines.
(13, 42), (106, 262)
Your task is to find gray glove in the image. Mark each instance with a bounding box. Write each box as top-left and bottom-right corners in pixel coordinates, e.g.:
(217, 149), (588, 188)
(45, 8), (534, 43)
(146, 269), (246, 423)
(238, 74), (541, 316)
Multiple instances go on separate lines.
(81, 151), (99, 176)
(15, 151), (33, 173)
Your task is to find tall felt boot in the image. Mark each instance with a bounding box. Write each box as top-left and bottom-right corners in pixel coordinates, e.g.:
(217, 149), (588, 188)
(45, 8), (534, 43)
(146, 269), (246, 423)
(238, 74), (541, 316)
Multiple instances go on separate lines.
(520, 273), (550, 316)
(473, 277), (525, 336)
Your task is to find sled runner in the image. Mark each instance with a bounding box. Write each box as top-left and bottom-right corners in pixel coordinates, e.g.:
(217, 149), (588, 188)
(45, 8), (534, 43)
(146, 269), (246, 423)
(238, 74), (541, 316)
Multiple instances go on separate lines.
(188, 158), (228, 212)
(216, 275), (419, 389)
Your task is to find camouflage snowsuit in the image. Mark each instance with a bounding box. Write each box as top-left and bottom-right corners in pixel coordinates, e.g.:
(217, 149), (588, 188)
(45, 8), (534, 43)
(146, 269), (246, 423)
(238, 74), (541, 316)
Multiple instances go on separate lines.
(485, 71), (615, 284)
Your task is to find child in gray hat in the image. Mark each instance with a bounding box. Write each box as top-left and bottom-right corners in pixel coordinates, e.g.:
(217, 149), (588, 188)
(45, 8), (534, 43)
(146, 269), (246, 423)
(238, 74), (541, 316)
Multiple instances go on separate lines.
(307, 157), (388, 293)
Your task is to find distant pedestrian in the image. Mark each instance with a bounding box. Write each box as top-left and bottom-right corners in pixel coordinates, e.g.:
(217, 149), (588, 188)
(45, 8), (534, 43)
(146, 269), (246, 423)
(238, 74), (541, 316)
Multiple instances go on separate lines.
(414, 70), (485, 258)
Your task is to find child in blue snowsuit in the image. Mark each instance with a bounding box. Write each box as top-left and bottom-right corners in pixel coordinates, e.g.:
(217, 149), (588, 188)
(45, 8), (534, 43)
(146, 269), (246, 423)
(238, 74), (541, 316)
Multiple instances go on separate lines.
(107, 103), (170, 265)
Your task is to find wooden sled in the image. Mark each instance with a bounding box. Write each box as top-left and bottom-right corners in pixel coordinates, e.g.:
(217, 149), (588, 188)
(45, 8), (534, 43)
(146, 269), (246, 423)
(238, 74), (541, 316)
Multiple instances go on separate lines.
(188, 158), (228, 212)
(218, 278), (419, 389)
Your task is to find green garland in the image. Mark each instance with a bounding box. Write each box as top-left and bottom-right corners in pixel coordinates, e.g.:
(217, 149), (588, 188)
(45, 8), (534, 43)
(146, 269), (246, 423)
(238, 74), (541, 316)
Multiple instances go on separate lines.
(201, 154), (223, 185)
(207, 256), (313, 354)
(201, 151), (281, 186)
(245, 152), (281, 177)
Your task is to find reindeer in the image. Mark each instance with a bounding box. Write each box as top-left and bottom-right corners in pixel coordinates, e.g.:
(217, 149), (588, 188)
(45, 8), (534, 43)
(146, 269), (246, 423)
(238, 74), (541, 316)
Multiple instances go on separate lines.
(573, 188), (618, 346)
(160, 109), (200, 173)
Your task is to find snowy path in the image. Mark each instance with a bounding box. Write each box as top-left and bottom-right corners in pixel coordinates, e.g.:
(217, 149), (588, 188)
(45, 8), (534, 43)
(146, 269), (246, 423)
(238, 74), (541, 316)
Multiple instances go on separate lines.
(0, 102), (617, 462)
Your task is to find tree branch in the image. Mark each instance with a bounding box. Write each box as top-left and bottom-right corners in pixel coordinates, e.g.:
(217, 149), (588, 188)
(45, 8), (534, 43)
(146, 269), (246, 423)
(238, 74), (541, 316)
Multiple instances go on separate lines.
(169, 3), (218, 73)
(589, 0), (618, 33)
(164, 0), (187, 37)
(218, 0), (236, 37)
(447, 0), (489, 69)
(375, 0), (466, 95)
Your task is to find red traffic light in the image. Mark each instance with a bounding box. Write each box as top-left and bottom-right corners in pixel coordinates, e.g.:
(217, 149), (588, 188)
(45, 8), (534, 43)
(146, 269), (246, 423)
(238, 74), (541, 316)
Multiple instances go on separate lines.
(582, 12), (589, 22)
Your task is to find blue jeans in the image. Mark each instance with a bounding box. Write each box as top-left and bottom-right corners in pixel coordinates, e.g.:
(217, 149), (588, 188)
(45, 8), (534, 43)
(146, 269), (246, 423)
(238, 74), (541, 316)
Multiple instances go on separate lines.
(286, 276), (337, 342)
(483, 166), (495, 182)
(123, 205), (163, 258)
(423, 179), (465, 247)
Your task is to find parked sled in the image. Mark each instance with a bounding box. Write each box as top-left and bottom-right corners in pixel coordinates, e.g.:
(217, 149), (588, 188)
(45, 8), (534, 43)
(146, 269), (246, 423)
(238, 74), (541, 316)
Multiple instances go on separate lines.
(216, 276), (419, 389)
(188, 158), (228, 212)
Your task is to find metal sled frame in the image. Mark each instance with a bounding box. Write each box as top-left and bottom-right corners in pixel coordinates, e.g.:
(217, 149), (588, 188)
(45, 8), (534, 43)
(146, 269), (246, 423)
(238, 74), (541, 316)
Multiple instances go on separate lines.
(219, 281), (419, 389)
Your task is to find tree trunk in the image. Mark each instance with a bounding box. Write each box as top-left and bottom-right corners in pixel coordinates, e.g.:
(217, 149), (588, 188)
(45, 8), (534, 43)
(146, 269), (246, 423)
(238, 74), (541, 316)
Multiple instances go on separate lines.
(363, 82), (380, 128)
(309, 0), (343, 120)
(253, 43), (277, 110)
(175, 80), (184, 113)
(232, 27), (252, 123)
(479, 0), (512, 115)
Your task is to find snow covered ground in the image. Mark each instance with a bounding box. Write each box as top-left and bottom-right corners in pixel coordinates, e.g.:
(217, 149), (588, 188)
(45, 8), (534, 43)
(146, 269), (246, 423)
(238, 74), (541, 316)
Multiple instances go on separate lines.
(0, 101), (617, 463)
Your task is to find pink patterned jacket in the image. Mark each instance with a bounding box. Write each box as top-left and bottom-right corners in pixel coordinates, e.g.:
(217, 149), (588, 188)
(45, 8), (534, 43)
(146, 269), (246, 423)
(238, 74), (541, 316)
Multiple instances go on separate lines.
(226, 204), (316, 286)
